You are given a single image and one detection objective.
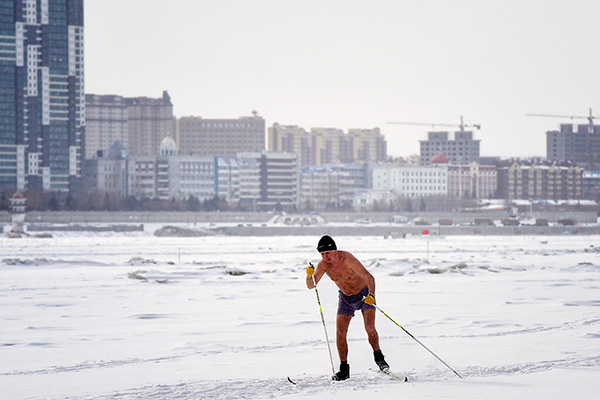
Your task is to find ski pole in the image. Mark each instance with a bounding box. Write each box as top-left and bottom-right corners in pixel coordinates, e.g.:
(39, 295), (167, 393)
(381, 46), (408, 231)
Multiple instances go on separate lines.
(310, 262), (336, 376)
(371, 301), (463, 379)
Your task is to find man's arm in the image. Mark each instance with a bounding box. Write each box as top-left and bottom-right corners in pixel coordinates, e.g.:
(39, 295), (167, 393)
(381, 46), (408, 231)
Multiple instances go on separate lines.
(306, 261), (326, 289)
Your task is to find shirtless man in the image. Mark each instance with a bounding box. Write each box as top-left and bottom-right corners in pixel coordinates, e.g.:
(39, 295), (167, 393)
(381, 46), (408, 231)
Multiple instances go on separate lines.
(306, 235), (389, 380)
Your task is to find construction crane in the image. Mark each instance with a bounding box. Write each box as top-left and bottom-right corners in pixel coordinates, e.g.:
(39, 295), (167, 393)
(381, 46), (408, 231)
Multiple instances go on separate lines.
(526, 108), (597, 170)
(387, 116), (481, 131)
(387, 116), (480, 198)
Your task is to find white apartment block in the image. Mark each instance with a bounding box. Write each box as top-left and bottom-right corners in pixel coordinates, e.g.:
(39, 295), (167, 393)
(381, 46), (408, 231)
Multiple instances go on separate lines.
(299, 166), (342, 211)
(236, 156), (261, 210)
(126, 157), (215, 202)
(372, 165), (448, 198)
(165, 156), (215, 201)
(215, 157), (241, 205)
(299, 163), (370, 210)
(238, 151), (298, 210)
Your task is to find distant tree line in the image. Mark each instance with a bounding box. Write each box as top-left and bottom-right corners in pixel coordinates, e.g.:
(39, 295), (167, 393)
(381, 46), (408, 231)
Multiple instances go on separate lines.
(0, 189), (482, 213)
(0, 189), (233, 212)
(372, 195), (481, 213)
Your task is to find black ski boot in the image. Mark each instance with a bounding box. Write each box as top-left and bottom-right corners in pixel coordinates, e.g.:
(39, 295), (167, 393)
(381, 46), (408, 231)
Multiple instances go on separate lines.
(332, 362), (350, 381)
(374, 350), (390, 372)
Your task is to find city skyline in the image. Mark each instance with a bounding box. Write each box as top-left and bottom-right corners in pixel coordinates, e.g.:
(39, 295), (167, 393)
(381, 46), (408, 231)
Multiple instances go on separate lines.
(85, 0), (600, 159)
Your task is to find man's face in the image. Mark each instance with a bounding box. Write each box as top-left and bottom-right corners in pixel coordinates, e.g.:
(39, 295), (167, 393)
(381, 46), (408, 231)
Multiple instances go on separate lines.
(320, 250), (336, 263)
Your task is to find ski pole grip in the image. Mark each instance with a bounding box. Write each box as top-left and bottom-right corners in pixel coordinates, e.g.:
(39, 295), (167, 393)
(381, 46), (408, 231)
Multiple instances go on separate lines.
(363, 294), (376, 306)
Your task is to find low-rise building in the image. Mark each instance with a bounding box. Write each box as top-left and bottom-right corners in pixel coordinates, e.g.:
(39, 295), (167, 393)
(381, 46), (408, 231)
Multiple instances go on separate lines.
(353, 189), (397, 212)
(82, 142), (128, 197)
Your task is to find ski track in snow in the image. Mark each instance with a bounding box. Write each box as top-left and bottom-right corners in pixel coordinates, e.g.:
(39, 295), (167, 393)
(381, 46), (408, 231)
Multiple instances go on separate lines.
(5, 315), (600, 379)
(59, 353), (600, 400)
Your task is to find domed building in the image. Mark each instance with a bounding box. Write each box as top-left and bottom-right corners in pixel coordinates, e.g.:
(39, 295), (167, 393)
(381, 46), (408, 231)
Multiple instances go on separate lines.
(107, 141), (127, 160)
(431, 154), (449, 164)
(160, 135), (177, 156)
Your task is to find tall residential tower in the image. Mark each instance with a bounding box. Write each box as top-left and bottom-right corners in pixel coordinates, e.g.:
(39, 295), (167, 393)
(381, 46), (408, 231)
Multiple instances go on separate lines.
(0, 0), (84, 191)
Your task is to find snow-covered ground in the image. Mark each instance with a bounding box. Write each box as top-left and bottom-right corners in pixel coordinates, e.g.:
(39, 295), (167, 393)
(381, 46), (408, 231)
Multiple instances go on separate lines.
(1, 233), (599, 399)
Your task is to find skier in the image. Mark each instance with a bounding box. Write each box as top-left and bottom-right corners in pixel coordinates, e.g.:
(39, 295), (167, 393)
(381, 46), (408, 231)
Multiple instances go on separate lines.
(306, 235), (389, 380)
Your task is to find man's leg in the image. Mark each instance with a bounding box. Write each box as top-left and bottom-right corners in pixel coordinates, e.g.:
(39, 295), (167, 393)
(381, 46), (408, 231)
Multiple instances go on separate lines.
(363, 308), (390, 371)
(362, 308), (380, 351)
(333, 314), (353, 380)
(336, 314), (353, 361)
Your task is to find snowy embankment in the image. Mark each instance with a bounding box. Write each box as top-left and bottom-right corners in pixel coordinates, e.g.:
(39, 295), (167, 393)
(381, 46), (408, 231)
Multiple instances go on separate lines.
(1, 234), (599, 399)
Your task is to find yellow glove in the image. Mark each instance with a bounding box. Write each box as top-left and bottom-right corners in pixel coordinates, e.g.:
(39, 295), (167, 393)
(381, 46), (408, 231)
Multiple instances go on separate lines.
(306, 263), (315, 277)
(363, 294), (376, 306)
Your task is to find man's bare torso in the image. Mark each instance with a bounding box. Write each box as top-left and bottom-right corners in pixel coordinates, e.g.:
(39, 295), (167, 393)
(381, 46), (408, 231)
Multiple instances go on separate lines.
(321, 251), (368, 296)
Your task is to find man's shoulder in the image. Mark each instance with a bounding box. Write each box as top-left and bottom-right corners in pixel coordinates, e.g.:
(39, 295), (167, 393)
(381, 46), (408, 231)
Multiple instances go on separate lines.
(337, 250), (354, 260)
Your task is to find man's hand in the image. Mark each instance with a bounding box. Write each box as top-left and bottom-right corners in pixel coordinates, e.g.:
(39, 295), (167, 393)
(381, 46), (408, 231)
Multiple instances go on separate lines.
(363, 294), (376, 306)
(306, 262), (315, 277)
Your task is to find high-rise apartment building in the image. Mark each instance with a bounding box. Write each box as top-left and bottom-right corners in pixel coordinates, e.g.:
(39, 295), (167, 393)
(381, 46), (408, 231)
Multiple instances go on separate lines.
(84, 94), (128, 159)
(0, 0), (84, 191)
(310, 127), (345, 164)
(268, 124), (315, 166)
(84, 91), (174, 159)
(419, 131), (480, 166)
(546, 124), (600, 170)
(347, 128), (387, 164)
(126, 91), (174, 157)
(269, 123), (387, 166)
(177, 114), (265, 157)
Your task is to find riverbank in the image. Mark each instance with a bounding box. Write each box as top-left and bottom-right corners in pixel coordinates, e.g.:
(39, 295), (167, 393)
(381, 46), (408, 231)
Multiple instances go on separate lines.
(1, 210), (598, 236)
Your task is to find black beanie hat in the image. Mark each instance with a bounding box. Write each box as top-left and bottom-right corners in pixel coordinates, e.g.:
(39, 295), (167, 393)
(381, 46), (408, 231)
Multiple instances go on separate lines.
(317, 235), (337, 252)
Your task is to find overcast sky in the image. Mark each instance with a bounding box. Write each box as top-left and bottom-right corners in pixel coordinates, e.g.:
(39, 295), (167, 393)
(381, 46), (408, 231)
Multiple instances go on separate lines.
(85, 0), (600, 158)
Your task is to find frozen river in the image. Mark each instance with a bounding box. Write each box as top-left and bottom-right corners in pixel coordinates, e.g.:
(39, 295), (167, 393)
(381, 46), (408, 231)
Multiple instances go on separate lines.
(1, 234), (599, 399)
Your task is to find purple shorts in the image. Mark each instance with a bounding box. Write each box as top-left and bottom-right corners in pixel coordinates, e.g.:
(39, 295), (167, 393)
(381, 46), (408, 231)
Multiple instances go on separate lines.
(337, 286), (375, 316)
